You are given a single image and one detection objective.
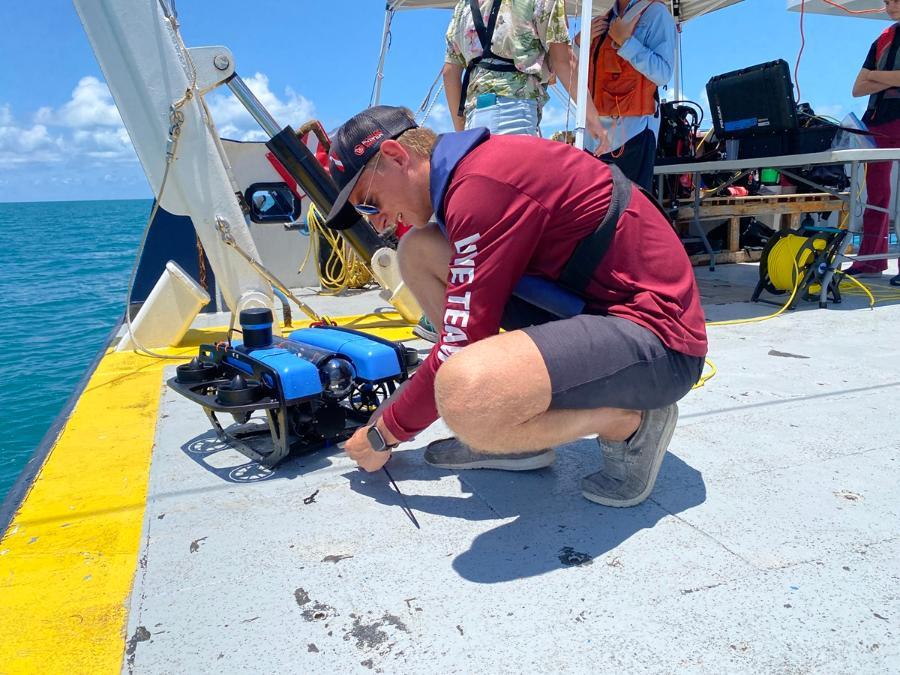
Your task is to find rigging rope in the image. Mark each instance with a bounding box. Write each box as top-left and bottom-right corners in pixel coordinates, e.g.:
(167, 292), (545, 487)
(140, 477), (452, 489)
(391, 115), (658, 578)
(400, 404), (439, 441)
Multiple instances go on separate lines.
(303, 203), (374, 295)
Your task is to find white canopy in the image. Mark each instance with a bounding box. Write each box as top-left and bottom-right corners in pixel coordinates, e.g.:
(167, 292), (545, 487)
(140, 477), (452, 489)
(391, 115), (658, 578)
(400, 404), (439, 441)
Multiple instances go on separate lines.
(786, 0), (889, 21)
(386, 0), (743, 23)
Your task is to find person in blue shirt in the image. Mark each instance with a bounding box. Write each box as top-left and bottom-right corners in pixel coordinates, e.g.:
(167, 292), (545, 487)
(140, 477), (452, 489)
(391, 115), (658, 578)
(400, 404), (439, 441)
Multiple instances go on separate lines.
(579, 0), (675, 190)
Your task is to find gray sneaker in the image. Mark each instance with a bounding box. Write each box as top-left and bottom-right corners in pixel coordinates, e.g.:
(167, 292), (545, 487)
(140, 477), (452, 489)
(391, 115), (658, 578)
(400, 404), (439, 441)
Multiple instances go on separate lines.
(581, 403), (679, 507)
(424, 437), (555, 471)
(413, 316), (439, 343)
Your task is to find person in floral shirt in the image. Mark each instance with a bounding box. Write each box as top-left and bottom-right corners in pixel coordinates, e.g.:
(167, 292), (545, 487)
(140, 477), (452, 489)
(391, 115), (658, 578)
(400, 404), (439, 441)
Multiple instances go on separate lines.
(442, 0), (605, 141)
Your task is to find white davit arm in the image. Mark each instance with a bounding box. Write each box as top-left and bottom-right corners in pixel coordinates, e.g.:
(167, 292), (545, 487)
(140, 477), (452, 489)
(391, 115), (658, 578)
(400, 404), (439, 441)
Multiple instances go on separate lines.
(73, 0), (272, 314)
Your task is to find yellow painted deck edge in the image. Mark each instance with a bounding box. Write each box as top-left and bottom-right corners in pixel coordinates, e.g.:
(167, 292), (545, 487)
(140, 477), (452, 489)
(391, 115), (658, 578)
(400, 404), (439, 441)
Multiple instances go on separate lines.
(0, 313), (413, 674)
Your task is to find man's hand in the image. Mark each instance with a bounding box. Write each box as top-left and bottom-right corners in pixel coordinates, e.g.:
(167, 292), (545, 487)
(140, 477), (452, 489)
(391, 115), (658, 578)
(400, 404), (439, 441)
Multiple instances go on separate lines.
(591, 16), (610, 42)
(344, 425), (392, 472)
(574, 16), (609, 46)
(587, 117), (610, 156)
(344, 423), (394, 472)
(607, 13), (639, 48)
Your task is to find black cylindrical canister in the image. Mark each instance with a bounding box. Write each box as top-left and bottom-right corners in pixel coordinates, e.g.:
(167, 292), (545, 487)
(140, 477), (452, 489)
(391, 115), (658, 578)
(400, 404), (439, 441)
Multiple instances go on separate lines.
(240, 307), (274, 349)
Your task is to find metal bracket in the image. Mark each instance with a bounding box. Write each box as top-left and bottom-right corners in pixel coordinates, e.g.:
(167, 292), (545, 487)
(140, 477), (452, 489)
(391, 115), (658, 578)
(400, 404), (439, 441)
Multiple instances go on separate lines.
(186, 46), (235, 95)
(203, 407), (291, 468)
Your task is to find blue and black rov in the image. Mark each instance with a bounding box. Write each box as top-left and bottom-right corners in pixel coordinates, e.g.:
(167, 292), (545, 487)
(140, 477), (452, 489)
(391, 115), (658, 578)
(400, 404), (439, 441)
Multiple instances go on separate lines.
(169, 308), (418, 467)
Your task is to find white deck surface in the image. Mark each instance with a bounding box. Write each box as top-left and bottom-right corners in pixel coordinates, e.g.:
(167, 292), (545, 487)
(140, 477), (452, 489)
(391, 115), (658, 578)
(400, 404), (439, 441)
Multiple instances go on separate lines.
(123, 265), (899, 674)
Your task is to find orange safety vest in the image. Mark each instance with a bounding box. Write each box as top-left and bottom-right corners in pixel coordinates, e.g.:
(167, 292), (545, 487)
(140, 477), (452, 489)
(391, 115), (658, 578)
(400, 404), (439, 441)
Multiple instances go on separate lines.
(588, 0), (661, 119)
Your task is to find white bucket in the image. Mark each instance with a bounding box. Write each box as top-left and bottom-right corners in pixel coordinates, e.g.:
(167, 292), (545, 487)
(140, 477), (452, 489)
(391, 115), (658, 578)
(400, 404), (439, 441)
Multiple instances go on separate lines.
(116, 261), (210, 351)
(369, 247), (423, 323)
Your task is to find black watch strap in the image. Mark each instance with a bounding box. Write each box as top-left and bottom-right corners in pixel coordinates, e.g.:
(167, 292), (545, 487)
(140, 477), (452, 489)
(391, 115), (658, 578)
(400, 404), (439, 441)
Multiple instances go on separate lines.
(366, 425), (396, 453)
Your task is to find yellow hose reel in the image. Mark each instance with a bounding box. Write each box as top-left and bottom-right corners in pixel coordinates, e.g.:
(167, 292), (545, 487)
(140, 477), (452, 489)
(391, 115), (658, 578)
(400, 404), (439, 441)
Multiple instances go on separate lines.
(752, 228), (846, 309)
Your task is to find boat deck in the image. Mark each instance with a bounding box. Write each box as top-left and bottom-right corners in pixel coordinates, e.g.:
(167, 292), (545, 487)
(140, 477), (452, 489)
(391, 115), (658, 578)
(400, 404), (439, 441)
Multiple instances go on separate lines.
(2, 264), (899, 673)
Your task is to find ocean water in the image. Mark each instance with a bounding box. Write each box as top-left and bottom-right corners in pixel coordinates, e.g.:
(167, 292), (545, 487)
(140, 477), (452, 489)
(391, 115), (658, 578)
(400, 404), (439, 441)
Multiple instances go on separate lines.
(0, 199), (149, 505)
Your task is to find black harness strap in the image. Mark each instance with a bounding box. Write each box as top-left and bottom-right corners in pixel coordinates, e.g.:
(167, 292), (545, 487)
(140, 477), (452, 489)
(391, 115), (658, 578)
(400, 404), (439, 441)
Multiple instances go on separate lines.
(512, 163), (674, 318)
(458, 0), (518, 117)
(558, 163), (632, 295)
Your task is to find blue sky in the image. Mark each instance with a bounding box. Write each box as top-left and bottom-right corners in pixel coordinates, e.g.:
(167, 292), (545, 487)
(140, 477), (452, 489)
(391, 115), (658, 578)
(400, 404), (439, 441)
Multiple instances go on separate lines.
(0, 0), (888, 202)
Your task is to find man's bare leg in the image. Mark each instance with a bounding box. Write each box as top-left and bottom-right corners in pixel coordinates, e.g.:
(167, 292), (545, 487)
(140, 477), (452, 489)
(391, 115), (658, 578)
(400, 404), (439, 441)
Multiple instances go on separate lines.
(397, 224), (451, 329)
(434, 329), (680, 507)
(434, 330), (641, 451)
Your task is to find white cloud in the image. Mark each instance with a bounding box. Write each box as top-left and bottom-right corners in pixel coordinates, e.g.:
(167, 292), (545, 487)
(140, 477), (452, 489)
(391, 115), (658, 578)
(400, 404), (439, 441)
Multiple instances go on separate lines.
(70, 126), (135, 160)
(35, 76), (122, 128)
(1, 76), (134, 170)
(0, 117), (64, 167)
(206, 72), (315, 138)
(1, 71), (318, 200)
(239, 129), (270, 142)
(422, 102), (454, 133)
(541, 101), (577, 131)
(0, 124), (53, 152)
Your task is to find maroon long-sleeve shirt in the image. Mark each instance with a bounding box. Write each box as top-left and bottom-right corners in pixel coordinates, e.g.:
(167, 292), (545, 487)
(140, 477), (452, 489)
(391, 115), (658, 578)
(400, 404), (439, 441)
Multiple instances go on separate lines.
(381, 134), (707, 442)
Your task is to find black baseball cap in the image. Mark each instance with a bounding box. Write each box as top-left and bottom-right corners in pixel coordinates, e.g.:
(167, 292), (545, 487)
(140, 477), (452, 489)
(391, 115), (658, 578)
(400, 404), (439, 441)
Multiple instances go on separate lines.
(324, 105), (418, 228)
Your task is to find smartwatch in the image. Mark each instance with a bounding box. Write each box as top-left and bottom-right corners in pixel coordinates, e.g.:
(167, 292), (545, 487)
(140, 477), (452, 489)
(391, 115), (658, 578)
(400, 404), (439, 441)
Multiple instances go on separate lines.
(366, 425), (396, 453)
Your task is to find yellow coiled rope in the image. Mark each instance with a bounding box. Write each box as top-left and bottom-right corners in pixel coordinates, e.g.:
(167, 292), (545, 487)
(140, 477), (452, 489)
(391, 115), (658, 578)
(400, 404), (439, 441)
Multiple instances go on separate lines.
(301, 203), (374, 294)
(766, 233), (823, 292)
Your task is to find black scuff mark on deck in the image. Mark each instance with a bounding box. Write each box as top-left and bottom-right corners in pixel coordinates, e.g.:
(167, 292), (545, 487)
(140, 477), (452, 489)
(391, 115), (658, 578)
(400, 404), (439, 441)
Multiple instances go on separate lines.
(558, 546), (594, 567)
(768, 349), (810, 359)
(681, 580), (727, 595)
(382, 614), (409, 632)
(322, 554), (353, 564)
(308, 643), (320, 653)
(189, 536), (207, 553)
(344, 612), (409, 653)
(301, 601), (336, 622)
(125, 626), (151, 656)
(294, 587), (311, 606)
(303, 489), (320, 505)
(126, 520), (156, 673)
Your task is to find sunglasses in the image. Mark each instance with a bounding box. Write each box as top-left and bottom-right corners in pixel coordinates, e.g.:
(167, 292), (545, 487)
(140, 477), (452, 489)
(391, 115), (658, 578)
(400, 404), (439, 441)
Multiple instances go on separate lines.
(353, 152), (382, 217)
(354, 203), (380, 216)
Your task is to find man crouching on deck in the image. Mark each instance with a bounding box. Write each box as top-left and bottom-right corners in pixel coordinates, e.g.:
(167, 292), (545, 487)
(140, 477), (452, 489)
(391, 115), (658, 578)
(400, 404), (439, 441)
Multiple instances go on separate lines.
(326, 105), (707, 507)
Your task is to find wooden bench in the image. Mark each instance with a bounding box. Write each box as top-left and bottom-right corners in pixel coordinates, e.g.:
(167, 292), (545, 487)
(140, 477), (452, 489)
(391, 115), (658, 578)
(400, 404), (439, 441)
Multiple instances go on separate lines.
(672, 192), (849, 266)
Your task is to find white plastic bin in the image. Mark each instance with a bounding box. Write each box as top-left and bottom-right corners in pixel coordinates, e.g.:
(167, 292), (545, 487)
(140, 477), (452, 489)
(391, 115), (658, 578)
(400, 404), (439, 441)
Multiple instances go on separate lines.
(116, 261), (210, 351)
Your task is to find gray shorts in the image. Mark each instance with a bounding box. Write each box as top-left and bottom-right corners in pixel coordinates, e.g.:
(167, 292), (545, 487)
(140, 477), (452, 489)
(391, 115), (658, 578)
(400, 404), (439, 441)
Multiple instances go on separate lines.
(502, 299), (704, 411)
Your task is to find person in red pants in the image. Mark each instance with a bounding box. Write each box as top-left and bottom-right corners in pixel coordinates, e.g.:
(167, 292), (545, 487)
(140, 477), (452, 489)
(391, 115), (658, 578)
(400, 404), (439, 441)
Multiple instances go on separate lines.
(850, 0), (900, 286)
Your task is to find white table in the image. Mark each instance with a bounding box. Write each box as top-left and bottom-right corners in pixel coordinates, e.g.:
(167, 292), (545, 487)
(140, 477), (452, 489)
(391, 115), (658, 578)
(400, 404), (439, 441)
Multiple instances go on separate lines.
(654, 148), (900, 304)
